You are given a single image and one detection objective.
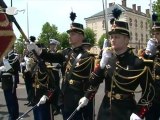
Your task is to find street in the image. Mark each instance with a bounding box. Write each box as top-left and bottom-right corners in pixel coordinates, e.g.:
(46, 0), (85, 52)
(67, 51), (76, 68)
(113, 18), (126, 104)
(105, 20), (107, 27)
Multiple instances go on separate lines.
(0, 73), (142, 120)
(0, 74), (104, 120)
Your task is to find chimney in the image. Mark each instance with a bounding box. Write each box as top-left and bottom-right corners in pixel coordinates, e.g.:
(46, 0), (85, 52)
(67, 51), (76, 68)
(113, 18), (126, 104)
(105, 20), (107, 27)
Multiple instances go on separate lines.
(109, 2), (115, 7)
(132, 4), (136, 12)
(146, 9), (150, 17)
(137, 6), (141, 12)
(109, 3), (114, 7)
(122, 0), (126, 7)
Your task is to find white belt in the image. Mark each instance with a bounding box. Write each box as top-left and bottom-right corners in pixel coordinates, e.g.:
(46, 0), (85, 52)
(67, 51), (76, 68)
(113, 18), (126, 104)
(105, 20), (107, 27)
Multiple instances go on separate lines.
(2, 73), (12, 75)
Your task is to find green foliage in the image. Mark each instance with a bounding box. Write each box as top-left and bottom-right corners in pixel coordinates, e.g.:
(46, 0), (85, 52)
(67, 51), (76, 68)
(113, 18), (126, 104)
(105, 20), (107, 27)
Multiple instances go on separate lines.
(58, 32), (70, 49)
(98, 33), (108, 49)
(14, 35), (25, 54)
(38, 22), (59, 48)
(153, 0), (160, 21)
(84, 27), (96, 46)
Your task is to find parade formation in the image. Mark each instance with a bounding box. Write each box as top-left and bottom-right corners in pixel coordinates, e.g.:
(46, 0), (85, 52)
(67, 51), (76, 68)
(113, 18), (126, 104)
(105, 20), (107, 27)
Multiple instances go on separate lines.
(0, 0), (160, 120)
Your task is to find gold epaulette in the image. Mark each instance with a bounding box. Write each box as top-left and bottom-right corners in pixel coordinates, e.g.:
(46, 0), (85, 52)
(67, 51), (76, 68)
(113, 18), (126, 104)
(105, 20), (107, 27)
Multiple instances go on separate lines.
(57, 50), (62, 53)
(139, 57), (154, 67)
(47, 65), (54, 68)
(143, 59), (154, 63)
(139, 57), (153, 63)
(87, 50), (97, 56)
(45, 62), (54, 69)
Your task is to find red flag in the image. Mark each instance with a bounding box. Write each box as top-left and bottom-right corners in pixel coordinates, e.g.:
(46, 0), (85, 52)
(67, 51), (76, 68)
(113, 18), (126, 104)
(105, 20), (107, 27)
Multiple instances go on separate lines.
(0, 12), (16, 60)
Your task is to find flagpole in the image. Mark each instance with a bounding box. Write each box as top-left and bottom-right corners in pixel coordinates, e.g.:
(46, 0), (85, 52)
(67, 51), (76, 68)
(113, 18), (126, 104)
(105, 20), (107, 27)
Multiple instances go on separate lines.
(11, 0), (12, 7)
(105, 0), (108, 35)
(150, 0), (152, 15)
(27, 2), (29, 38)
(102, 0), (108, 38)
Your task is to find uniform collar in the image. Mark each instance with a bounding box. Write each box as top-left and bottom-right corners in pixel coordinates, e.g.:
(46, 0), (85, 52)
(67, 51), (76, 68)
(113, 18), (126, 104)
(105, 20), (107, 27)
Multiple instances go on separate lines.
(116, 48), (133, 60)
(73, 45), (84, 53)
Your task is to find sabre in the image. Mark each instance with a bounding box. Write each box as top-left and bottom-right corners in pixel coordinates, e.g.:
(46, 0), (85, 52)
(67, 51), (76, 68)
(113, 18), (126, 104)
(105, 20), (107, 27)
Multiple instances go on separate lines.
(67, 108), (77, 120)
(67, 104), (82, 120)
(16, 104), (37, 120)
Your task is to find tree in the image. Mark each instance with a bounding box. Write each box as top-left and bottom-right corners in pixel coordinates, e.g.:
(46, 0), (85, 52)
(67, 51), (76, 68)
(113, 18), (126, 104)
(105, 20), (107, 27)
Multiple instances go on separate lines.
(14, 35), (25, 54)
(58, 32), (70, 49)
(38, 22), (59, 47)
(153, 0), (160, 21)
(98, 33), (108, 49)
(84, 27), (96, 46)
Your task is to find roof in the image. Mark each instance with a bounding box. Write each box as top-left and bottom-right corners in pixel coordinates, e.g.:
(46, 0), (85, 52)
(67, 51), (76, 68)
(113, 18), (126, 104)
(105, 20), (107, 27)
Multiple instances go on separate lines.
(85, 4), (148, 20)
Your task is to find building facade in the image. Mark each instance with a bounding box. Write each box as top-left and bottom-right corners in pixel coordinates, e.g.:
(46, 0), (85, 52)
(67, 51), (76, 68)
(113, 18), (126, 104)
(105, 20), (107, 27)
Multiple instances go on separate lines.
(85, 0), (151, 54)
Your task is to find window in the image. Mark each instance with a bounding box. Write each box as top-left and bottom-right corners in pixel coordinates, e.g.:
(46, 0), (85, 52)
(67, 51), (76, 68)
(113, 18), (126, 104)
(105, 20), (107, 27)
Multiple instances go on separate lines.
(145, 22), (148, 30)
(141, 21), (143, 28)
(146, 34), (148, 42)
(135, 19), (137, 27)
(141, 34), (143, 42)
(130, 32), (132, 40)
(135, 32), (138, 41)
(102, 20), (105, 30)
(129, 18), (132, 26)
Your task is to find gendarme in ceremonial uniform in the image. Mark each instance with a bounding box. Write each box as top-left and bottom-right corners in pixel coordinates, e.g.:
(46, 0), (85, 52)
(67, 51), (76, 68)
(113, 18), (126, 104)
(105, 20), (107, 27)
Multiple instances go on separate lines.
(0, 48), (20, 120)
(27, 12), (96, 120)
(78, 8), (155, 120)
(144, 13), (160, 120)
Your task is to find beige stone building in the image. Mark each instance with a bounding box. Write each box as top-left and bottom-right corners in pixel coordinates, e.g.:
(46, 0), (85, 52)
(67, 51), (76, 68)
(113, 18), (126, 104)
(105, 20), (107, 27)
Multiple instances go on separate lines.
(85, 0), (151, 54)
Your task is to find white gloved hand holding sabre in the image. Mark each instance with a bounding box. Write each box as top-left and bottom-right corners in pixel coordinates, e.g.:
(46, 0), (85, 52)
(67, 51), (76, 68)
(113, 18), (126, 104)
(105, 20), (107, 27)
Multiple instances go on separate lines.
(37, 95), (49, 106)
(77, 97), (89, 111)
(130, 113), (142, 120)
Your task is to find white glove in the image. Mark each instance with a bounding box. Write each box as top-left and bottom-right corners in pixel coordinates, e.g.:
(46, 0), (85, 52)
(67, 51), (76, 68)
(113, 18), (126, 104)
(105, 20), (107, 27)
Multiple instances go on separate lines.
(0, 66), (5, 74)
(37, 95), (49, 106)
(130, 113), (142, 120)
(3, 58), (12, 71)
(27, 43), (42, 55)
(20, 62), (26, 67)
(100, 47), (112, 69)
(145, 38), (157, 56)
(0, 66), (5, 71)
(100, 39), (112, 69)
(77, 97), (89, 111)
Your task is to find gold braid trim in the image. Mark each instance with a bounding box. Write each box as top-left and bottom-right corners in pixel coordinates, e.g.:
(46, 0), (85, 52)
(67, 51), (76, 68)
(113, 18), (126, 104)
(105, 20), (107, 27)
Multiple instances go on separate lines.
(155, 61), (160, 67)
(113, 75), (142, 93)
(72, 72), (90, 78)
(37, 76), (49, 88)
(113, 67), (154, 96)
(0, 30), (15, 36)
(0, 14), (9, 27)
(75, 56), (91, 68)
(73, 59), (93, 78)
(74, 60), (92, 72)
(138, 79), (155, 107)
(116, 63), (145, 72)
(114, 66), (147, 80)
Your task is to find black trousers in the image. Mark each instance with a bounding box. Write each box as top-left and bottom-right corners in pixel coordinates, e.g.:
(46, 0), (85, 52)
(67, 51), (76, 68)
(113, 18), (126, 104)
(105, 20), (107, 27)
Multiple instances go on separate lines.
(3, 87), (19, 120)
(97, 95), (136, 120)
(145, 102), (160, 120)
(23, 71), (34, 102)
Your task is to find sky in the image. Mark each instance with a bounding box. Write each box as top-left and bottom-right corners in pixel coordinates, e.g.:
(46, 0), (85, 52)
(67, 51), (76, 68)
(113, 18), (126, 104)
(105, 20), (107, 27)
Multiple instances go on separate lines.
(4, 0), (156, 39)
